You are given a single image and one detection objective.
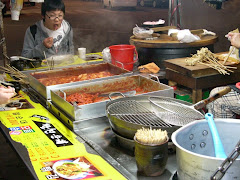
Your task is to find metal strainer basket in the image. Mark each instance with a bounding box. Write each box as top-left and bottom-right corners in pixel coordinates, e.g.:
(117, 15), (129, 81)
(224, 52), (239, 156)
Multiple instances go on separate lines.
(149, 86), (231, 126)
(149, 96), (204, 126)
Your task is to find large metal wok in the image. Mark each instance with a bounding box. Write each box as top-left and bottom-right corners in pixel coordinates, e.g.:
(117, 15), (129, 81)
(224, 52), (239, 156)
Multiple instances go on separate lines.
(106, 95), (204, 139)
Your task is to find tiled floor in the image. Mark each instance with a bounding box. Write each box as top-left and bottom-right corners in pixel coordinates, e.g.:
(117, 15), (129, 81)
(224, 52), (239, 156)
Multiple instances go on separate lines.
(0, 131), (34, 180)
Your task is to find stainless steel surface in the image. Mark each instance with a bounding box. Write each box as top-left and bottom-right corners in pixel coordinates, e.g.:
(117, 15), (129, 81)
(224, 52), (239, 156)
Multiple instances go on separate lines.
(24, 62), (131, 100)
(10, 79), (177, 180)
(45, 96), (178, 179)
(22, 75), (178, 179)
(50, 75), (174, 121)
(73, 116), (177, 180)
(172, 119), (240, 180)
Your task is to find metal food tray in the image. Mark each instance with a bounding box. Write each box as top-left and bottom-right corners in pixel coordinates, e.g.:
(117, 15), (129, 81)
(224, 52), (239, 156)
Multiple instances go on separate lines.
(24, 63), (131, 100)
(50, 75), (174, 121)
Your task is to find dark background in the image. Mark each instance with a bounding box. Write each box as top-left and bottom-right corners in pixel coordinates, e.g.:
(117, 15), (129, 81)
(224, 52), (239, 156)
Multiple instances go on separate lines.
(0, 0), (169, 59)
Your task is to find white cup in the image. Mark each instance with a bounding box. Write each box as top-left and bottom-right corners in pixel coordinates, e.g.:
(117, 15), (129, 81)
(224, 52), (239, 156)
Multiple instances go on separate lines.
(11, 10), (20, 21)
(78, 48), (86, 59)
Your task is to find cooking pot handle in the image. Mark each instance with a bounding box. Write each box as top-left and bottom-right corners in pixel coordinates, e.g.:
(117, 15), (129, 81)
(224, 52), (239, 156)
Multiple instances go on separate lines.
(149, 74), (160, 84)
(108, 92), (125, 101)
(59, 89), (66, 100)
(134, 48), (138, 63)
(115, 61), (125, 69)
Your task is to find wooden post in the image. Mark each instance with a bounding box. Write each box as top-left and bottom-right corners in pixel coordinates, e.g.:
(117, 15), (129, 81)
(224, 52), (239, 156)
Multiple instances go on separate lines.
(0, 2), (8, 67)
(168, 0), (181, 27)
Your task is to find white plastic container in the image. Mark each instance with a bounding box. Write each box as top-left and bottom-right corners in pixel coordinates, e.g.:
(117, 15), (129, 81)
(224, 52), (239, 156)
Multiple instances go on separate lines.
(11, 10), (20, 21)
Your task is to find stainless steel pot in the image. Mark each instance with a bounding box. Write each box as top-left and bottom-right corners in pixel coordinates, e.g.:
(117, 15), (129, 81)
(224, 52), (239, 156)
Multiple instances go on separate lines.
(171, 119), (240, 180)
(106, 95), (202, 139)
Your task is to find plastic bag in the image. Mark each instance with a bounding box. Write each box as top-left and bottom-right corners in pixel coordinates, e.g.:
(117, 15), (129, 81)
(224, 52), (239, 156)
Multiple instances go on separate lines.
(102, 47), (111, 63)
(133, 27), (154, 39)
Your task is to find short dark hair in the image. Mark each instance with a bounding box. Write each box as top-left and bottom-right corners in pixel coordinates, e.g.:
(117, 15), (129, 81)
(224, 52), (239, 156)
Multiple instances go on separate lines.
(41, 0), (65, 16)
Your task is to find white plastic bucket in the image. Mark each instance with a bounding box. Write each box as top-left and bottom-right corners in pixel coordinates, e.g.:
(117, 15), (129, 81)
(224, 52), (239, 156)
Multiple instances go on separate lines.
(11, 10), (20, 21)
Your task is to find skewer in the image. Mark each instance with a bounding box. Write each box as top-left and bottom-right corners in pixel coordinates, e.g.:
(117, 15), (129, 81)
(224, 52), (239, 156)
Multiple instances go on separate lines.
(30, 62), (38, 71)
(0, 80), (14, 86)
(0, 65), (29, 84)
(17, 56), (36, 61)
(186, 47), (237, 75)
(223, 47), (235, 65)
(135, 127), (168, 145)
(6, 65), (26, 78)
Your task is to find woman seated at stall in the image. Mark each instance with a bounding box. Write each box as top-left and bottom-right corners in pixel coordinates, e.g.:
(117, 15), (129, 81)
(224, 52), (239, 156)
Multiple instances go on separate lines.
(21, 0), (74, 60)
(207, 32), (240, 118)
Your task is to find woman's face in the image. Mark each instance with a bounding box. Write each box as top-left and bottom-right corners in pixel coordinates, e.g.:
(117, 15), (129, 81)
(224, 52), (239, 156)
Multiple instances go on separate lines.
(43, 10), (64, 30)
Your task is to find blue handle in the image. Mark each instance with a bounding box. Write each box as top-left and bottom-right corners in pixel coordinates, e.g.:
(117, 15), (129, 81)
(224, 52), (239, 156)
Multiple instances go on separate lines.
(205, 113), (227, 159)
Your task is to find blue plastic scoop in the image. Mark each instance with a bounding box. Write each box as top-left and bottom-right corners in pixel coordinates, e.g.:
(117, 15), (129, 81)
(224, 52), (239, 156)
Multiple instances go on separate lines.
(205, 113), (227, 159)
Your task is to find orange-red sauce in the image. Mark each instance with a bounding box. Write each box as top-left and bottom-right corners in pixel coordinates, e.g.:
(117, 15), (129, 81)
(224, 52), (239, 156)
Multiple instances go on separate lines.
(38, 71), (114, 86)
(66, 87), (148, 105)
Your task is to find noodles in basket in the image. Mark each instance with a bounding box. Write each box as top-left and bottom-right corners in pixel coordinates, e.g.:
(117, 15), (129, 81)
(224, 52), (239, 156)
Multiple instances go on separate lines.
(135, 128), (168, 145)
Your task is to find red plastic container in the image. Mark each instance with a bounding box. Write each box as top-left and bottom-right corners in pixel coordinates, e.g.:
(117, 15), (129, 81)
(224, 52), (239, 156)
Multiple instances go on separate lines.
(109, 44), (138, 71)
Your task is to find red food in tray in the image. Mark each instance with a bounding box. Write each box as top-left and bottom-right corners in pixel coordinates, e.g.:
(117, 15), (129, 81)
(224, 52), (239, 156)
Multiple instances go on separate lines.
(38, 71), (114, 86)
(66, 87), (147, 105)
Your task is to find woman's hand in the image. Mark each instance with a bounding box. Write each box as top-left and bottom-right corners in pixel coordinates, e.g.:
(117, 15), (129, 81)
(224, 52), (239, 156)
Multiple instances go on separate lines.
(227, 33), (240, 49)
(43, 37), (54, 49)
(0, 86), (16, 104)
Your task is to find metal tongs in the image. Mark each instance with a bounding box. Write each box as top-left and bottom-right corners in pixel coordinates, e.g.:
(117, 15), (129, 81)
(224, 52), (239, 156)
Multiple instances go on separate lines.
(43, 51), (54, 70)
(49, 57), (54, 70)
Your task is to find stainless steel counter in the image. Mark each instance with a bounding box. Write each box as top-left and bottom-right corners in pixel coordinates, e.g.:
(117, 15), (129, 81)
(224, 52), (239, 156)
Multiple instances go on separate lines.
(0, 77), (178, 180)
(0, 85), (178, 179)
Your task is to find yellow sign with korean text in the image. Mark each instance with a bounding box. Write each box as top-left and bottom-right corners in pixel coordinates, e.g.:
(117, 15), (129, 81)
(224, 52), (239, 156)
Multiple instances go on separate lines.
(0, 91), (126, 180)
